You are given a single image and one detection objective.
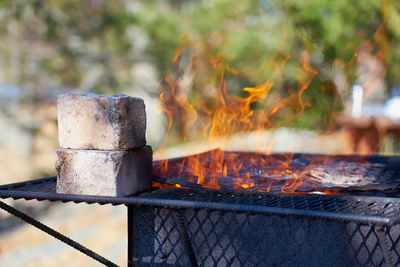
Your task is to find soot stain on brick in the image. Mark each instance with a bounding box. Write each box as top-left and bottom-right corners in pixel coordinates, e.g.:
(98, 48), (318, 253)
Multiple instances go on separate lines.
(107, 98), (121, 125)
(55, 151), (72, 178)
(108, 109), (120, 123)
(92, 98), (110, 125)
(85, 143), (94, 150)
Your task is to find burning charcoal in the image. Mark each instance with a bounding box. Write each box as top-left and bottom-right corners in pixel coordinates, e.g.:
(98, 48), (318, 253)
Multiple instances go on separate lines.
(55, 146), (152, 196)
(58, 93), (146, 150)
(290, 157), (311, 169)
(162, 175), (202, 188)
(295, 186), (314, 192)
(302, 161), (380, 187)
(218, 176), (236, 191)
(152, 149), (400, 193)
(252, 167), (264, 176)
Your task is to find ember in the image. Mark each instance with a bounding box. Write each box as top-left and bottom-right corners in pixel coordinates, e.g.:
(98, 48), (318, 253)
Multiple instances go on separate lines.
(153, 149), (400, 194)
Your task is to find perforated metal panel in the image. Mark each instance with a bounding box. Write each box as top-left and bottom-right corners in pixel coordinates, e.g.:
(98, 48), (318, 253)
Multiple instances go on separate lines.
(129, 207), (400, 267)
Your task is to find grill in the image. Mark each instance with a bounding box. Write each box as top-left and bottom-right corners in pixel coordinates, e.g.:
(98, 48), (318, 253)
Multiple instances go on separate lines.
(1, 153), (400, 266)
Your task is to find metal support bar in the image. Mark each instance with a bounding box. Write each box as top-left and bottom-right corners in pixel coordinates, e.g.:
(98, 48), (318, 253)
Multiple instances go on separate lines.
(127, 205), (133, 267)
(0, 200), (118, 267)
(376, 225), (395, 267)
(173, 209), (198, 267)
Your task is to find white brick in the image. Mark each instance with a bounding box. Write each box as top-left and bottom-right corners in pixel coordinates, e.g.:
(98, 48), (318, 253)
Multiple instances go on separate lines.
(58, 93), (146, 150)
(55, 146), (152, 196)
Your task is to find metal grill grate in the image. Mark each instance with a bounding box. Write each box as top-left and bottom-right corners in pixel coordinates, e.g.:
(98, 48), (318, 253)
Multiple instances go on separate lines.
(143, 188), (400, 222)
(1, 177), (400, 225)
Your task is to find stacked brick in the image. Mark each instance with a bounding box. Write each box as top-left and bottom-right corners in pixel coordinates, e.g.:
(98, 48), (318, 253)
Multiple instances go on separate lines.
(55, 93), (152, 197)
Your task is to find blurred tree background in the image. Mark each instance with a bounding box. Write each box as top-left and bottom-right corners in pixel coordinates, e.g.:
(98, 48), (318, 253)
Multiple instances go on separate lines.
(2, 2), (400, 265)
(0, 0), (400, 180)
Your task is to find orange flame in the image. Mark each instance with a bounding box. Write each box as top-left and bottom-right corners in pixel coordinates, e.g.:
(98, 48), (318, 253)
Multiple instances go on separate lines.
(153, 31), (320, 193)
(154, 1), (392, 193)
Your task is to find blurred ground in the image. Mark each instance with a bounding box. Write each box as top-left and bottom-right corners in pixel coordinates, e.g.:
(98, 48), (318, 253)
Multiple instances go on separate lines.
(0, 201), (126, 267)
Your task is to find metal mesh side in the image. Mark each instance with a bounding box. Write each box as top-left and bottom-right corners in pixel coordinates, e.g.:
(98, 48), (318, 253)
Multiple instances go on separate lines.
(129, 206), (400, 267)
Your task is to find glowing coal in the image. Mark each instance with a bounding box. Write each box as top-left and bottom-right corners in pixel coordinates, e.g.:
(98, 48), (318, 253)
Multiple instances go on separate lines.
(153, 149), (399, 194)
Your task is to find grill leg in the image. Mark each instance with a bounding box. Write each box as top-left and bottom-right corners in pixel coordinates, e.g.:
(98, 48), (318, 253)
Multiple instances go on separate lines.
(376, 225), (394, 267)
(126, 206), (155, 266)
(127, 205), (133, 267)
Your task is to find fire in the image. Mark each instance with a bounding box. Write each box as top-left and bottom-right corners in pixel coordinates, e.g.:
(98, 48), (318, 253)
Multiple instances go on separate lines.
(154, 35), (317, 192)
(153, 1), (393, 193)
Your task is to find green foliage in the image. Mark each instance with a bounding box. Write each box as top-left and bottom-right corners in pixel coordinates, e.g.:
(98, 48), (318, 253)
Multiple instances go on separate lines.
(0, 0), (134, 92)
(1, 0), (400, 131)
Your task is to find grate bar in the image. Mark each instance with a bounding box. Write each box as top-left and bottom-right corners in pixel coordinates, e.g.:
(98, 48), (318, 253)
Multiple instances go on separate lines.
(1, 178), (400, 225)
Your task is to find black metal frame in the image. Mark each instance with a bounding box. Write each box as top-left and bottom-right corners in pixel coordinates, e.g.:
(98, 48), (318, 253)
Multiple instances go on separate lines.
(1, 176), (400, 266)
(2, 176), (400, 225)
